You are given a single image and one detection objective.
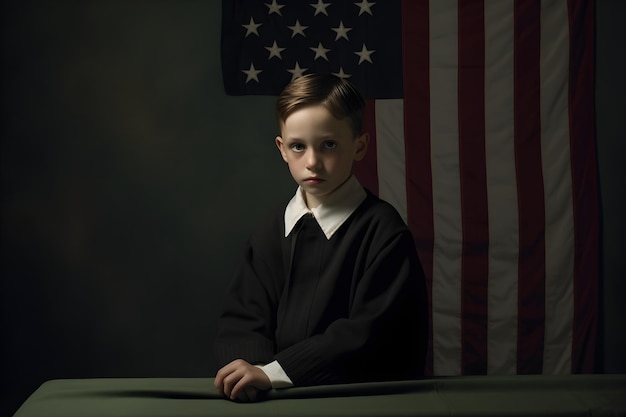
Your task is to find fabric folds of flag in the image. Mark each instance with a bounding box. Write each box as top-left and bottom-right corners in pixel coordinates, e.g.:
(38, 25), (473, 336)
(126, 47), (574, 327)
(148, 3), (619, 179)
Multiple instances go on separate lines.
(220, 0), (599, 376)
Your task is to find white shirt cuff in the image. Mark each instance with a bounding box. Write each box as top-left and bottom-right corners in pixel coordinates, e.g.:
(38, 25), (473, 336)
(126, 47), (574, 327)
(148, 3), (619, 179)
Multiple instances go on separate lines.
(256, 360), (294, 389)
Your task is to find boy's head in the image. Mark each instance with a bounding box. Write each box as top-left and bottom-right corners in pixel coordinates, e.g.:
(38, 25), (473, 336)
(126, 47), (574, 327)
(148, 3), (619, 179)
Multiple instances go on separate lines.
(276, 73), (365, 138)
(275, 74), (369, 208)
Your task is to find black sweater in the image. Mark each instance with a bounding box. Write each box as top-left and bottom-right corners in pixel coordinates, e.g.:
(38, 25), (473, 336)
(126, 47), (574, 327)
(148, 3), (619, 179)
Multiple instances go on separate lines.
(214, 192), (428, 386)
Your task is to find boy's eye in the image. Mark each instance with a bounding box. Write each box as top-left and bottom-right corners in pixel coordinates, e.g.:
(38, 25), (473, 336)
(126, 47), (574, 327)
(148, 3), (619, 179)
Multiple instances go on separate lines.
(290, 143), (305, 152)
(322, 141), (337, 150)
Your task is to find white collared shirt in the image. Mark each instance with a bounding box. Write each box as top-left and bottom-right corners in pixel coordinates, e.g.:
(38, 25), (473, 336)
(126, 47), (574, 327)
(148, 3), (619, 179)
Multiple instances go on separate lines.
(261, 175), (367, 388)
(284, 175), (367, 240)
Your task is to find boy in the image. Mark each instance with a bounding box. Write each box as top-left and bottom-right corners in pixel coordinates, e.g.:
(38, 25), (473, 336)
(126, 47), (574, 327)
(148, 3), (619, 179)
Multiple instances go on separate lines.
(214, 74), (428, 402)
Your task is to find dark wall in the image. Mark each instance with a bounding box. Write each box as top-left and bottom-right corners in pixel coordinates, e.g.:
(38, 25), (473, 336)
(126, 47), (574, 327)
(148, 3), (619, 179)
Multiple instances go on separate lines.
(0, 2), (293, 415)
(596, 0), (626, 376)
(1, 1), (624, 416)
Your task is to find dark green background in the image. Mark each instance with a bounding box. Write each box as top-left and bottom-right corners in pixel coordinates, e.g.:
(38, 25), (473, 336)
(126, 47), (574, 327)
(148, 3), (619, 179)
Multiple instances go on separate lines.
(1, 1), (624, 416)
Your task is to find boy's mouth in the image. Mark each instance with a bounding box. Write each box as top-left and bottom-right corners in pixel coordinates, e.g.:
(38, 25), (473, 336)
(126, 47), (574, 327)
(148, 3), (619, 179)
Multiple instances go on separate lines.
(304, 177), (324, 184)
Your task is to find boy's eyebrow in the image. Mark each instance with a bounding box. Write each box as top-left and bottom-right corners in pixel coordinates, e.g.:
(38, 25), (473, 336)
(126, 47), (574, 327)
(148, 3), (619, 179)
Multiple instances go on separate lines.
(285, 133), (335, 141)
(283, 136), (303, 142)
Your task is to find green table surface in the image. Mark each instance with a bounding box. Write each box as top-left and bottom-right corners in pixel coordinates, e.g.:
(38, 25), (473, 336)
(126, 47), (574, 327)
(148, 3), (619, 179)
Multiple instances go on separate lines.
(13, 375), (626, 417)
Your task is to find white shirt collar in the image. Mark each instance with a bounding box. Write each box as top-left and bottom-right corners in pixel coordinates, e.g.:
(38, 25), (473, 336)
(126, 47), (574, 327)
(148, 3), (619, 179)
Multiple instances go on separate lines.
(284, 175), (367, 240)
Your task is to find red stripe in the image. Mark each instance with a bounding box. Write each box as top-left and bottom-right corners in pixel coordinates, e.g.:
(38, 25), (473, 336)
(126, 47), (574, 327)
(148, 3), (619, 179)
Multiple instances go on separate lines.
(458, 0), (488, 375)
(355, 100), (379, 196)
(514, 0), (545, 374)
(567, 0), (599, 373)
(402, 0), (433, 376)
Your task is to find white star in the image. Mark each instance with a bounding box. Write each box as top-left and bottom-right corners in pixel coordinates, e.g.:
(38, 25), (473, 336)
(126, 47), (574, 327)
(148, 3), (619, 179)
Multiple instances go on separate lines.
(288, 20), (308, 37)
(332, 21), (352, 41)
(242, 17), (262, 37)
(310, 0), (331, 16)
(287, 62), (308, 80)
(265, 0), (285, 16)
(310, 42), (331, 61)
(354, 0), (375, 16)
(242, 63), (263, 83)
(354, 43), (375, 64)
(333, 67), (351, 79)
(265, 41), (285, 60)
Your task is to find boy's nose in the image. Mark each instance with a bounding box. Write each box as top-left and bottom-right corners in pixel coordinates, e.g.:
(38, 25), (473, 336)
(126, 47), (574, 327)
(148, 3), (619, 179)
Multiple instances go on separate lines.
(305, 150), (321, 170)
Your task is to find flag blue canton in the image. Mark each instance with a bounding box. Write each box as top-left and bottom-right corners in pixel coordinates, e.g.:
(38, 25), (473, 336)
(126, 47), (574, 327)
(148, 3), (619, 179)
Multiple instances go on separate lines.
(221, 0), (402, 99)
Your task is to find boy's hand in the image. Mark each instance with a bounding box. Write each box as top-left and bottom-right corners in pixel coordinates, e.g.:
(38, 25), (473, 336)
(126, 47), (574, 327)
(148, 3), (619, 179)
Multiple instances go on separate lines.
(214, 359), (271, 402)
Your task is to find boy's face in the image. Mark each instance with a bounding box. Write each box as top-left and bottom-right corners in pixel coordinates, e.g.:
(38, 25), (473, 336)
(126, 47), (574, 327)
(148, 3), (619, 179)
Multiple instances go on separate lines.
(276, 105), (368, 209)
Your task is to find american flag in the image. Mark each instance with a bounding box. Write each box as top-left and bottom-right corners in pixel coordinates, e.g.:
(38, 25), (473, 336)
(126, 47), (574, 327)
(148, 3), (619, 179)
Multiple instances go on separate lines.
(221, 0), (599, 376)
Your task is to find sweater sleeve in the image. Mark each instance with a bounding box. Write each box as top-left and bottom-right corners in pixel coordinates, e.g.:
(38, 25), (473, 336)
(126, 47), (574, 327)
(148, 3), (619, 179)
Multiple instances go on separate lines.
(274, 226), (428, 386)
(213, 230), (283, 369)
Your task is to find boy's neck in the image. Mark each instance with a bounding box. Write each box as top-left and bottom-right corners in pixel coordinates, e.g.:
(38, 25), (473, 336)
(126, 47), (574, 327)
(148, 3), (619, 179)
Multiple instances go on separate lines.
(304, 193), (323, 209)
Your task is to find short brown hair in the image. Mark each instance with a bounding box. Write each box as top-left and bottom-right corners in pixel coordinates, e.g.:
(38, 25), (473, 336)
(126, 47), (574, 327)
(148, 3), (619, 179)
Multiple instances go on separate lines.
(276, 74), (365, 137)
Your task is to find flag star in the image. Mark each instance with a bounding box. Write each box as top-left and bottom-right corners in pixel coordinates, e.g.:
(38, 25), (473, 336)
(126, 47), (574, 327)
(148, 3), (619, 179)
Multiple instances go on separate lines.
(287, 62), (308, 80)
(354, 0), (375, 16)
(288, 20), (308, 37)
(332, 21), (352, 41)
(265, 41), (285, 60)
(354, 43), (375, 64)
(310, 0), (331, 16)
(242, 63), (263, 83)
(310, 42), (331, 61)
(265, 0), (285, 16)
(333, 67), (351, 79)
(242, 17), (262, 37)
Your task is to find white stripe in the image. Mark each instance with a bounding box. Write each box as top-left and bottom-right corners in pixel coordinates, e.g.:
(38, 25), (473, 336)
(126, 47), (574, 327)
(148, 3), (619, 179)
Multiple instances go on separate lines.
(540, 0), (574, 375)
(429, 0), (462, 376)
(484, 0), (519, 375)
(375, 99), (408, 223)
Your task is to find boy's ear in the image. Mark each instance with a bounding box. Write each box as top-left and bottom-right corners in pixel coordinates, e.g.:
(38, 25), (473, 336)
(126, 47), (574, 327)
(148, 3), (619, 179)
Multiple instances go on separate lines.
(354, 132), (369, 161)
(275, 136), (288, 162)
